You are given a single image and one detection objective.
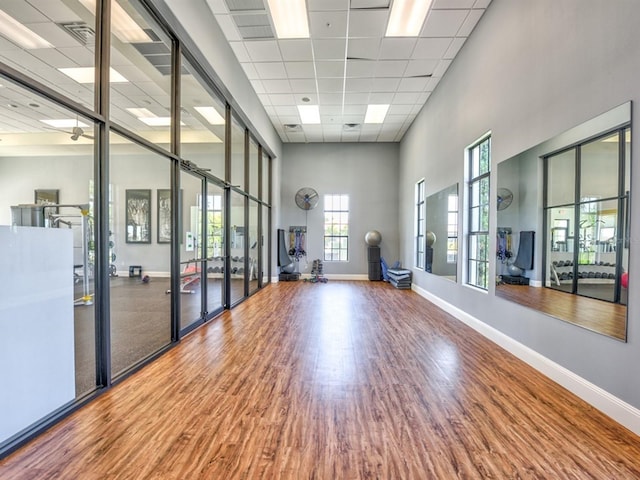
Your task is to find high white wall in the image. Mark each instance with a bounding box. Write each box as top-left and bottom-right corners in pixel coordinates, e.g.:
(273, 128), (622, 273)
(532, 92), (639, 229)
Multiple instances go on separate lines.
(399, 0), (640, 409)
(280, 143), (400, 276)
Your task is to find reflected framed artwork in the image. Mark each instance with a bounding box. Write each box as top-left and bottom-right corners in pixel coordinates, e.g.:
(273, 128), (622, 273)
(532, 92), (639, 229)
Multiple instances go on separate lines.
(126, 189), (151, 243)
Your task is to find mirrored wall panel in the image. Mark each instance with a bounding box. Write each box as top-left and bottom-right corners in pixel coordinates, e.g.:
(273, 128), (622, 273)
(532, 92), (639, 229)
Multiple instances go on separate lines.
(425, 183), (458, 281)
(496, 102), (630, 341)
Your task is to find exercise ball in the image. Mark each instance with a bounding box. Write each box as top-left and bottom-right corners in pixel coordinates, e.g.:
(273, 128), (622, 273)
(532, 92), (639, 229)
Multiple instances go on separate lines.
(622, 272), (629, 289)
(507, 264), (524, 276)
(282, 262), (295, 274)
(426, 231), (436, 247)
(365, 230), (382, 246)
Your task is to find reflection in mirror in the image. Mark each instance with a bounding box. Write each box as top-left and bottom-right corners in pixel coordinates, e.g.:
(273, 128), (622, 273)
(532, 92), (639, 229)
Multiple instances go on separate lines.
(496, 102), (630, 341)
(425, 183), (458, 281)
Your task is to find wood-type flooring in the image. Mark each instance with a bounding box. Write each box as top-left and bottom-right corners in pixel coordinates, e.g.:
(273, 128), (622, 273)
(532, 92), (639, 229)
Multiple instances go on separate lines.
(2, 281), (640, 479)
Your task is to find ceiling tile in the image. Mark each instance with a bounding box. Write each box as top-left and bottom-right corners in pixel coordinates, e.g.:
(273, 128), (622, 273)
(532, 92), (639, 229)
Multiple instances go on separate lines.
(432, 0), (476, 8)
(291, 93), (319, 104)
(370, 77), (401, 91)
(289, 79), (317, 92)
(347, 38), (381, 60)
(278, 40), (313, 61)
(274, 106), (299, 116)
(241, 62), (260, 79)
(404, 59), (439, 77)
(268, 93), (296, 105)
(320, 105), (343, 115)
(348, 10), (388, 38)
(389, 104), (414, 115)
(257, 93), (271, 105)
(245, 40), (282, 62)
(309, 11), (348, 38)
(321, 93), (344, 105)
(393, 92), (421, 104)
(250, 79), (266, 94)
(458, 9), (484, 36)
(444, 37), (467, 59)
(374, 60), (408, 77)
(254, 62), (287, 79)
(345, 78), (373, 92)
(397, 77), (430, 92)
(229, 42), (251, 62)
(411, 38), (453, 59)
(261, 79), (292, 93)
(346, 60), (376, 78)
(368, 92), (395, 103)
(421, 9), (469, 37)
(205, 0), (229, 14)
(344, 93), (370, 104)
(379, 38), (417, 60)
(316, 60), (345, 78)
(308, 0), (349, 11)
(215, 15), (242, 41)
(318, 78), (344, 93)
(343, 105), (367, 115)
(2, 1), (49, 23)
(284, 62), (316, 78)
(433, 59), (452, 77)
(351, 0), (391, 7)
(279, 115), (301, 124)
(321, 116), (345, 125)
(313, 38), (348, 60)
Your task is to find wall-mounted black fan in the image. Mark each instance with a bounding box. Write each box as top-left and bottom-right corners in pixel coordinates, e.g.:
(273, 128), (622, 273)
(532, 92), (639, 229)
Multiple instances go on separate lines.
(295, 187), (319, 210)
(497, 188), (513, 210)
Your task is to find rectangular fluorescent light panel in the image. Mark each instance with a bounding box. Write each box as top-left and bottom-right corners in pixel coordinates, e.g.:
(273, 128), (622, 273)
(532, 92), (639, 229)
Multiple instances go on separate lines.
(194, 106), (225, 125)
(386, 0), (432, 37)
(58, 67), (128, 83)
(364, 104), (390, 124)
(40, 119), (90, 129)
(126, 108), (184, 127)
(78, 0), (152, 43)
(298, 105), (320, 124)
(0, 10), (52, 49)
(267, 0), (309, 39)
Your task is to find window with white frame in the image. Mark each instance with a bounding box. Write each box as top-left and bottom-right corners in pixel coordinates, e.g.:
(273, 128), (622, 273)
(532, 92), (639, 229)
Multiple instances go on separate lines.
(467, 136), (491, 289)
(324, 194), (349, 261)
(415, 179), (425, 268)
(447, 192), (458, 264)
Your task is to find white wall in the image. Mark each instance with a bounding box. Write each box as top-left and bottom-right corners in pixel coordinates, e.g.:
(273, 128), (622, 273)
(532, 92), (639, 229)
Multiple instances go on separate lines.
(399, 0), (640, 410)
(280, 143), (400, 276)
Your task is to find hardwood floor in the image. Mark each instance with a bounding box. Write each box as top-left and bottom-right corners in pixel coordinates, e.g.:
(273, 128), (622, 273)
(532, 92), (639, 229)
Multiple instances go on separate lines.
(2, 281), (640, 479)
(496, 283), (627, 340)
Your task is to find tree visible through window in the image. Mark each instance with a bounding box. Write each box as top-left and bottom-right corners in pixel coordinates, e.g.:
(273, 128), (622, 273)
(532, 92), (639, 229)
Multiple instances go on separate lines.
(467, 136), (491, 289)
(324, 194), (349, 261)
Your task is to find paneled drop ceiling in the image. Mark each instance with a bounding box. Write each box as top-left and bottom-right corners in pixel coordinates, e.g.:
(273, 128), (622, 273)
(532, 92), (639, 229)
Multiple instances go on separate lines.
(207, 0), (492, 143)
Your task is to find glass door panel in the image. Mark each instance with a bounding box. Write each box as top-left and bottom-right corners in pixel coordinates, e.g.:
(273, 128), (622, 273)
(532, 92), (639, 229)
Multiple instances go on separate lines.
(546, 206), (575, 293)
(179, 170), (204, 330)
(576, 199), (619, 302)
(229, 190), (246, 305)
(249, 200), (259, 294)
(205, 180), (224, 316)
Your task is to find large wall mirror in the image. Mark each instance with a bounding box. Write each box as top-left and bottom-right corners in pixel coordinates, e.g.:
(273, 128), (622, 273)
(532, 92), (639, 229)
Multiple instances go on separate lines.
(425, 183), (458, 281)
(496, 102), (631, 341)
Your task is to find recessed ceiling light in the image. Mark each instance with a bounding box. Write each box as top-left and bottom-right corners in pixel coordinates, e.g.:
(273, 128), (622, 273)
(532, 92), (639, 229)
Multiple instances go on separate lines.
(0, 9), (52, 49)
(194, 106), (225, 125)
(58, 67), (128, 84)
(386, 0), (433, 37)
(298, 105), (320, 124)
(267, 0), (310, 39)
(40, 119), (90, 129)
(126, 107), (155, 118)
(78, 0), (152, 43)
(364, 104), (390, 124)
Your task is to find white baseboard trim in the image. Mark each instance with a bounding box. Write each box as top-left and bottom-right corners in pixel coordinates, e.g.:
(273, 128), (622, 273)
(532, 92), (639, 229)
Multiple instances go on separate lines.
(412, 283), (640, 436)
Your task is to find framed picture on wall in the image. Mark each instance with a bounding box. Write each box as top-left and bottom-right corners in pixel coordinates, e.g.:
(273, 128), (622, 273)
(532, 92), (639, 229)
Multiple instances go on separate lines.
(125, 189), (151, 243)
(157, 189), (171, 243)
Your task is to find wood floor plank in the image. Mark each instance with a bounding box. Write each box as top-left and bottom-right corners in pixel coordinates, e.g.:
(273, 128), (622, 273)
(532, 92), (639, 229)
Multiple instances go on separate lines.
(2, 281), (640, 479)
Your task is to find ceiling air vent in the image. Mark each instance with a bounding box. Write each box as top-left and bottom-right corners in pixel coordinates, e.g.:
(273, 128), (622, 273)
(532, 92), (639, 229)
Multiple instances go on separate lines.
(284, 124), (302, 132)
(232, 13), (274, 39)
(343, 123), (361, 131)
(225, 0), (266, 12)
(58, 22), (95, 45)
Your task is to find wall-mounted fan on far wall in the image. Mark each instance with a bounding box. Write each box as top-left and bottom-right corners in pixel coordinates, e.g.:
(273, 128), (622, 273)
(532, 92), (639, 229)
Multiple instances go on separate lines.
(295, 187), (319, 210)
(497, 188), (513, 210)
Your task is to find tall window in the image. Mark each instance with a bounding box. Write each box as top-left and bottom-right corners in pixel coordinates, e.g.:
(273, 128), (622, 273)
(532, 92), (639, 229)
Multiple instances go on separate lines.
(447, 192), (459, 264)
(467, 136), (491, 289)
(415, 180), (425, 268)
(324, 194), (349, 261)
